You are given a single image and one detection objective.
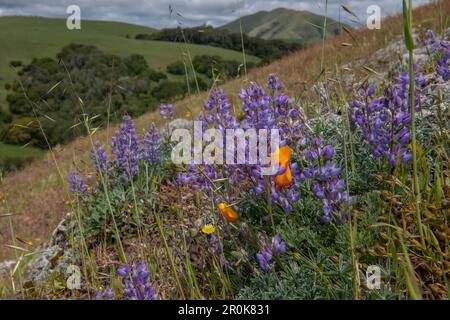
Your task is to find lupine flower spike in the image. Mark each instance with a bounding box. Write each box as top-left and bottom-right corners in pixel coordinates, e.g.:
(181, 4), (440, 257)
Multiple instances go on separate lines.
(256, 234), (286, 271)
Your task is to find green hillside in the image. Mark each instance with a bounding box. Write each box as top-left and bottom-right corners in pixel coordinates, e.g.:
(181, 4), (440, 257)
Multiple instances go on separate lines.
(0, 16), (259, 107)
(0, 142), (44, 171)
(220, 8), (343, 43)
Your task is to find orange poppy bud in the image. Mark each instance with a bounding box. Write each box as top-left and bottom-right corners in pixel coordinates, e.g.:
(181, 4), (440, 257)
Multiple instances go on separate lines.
(218, 203), (239, 223)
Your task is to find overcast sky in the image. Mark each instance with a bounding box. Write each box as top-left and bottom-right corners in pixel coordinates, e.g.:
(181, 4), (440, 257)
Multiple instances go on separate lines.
(0, 0), (433, 29)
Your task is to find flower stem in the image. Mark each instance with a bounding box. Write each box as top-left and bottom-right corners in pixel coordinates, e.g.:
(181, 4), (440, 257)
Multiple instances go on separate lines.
(407, 0), (425, 248)
(265, 176), (276, 236)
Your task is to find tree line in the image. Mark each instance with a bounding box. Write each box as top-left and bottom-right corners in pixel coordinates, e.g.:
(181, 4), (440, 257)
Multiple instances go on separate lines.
(136, 26), (304, 64)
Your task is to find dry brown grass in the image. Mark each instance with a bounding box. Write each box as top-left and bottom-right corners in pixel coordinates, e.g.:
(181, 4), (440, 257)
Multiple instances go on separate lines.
(0, 2), (448, 261)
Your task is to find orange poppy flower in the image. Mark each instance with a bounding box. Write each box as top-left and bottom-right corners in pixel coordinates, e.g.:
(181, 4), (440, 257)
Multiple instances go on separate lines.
(274, 163), (293, 188)
(218, 203), (239, 223)
(272, 145), (293, 189)
(272, 145), (291, 168)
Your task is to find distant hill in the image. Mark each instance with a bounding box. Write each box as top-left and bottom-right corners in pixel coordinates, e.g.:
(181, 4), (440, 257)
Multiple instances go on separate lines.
(0, 16), (259, 106)
(219, 8), (343, 43)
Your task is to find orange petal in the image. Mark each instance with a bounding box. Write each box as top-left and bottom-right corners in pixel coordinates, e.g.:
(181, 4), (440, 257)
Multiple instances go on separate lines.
(274, 163), (293, 189)
(218, 203), (239, 223)
(272, 145), (291, 168)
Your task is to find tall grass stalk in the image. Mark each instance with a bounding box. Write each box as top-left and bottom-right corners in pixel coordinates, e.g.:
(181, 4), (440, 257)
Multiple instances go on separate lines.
(403, 0), (425, 248)
(105, 59), (115, 155)
(398, 233), (423, 299)
(319, 0), (329, 77)
(237, 3), (248, 80)
(2, 196), (23, 297)
(153, 208), (186, 299)
(14, 75), (99, 295)
(71, 195), (97, 298)
(61, 61), (128, 263)
(336, 66), (357, 178)
(177, 23), (200, 94)
(339, 98), (359, 300)
(265, 176), (276, 237)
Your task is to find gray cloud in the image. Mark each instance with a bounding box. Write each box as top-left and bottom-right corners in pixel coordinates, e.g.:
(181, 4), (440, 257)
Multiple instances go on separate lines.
(0, 0), (432, 29)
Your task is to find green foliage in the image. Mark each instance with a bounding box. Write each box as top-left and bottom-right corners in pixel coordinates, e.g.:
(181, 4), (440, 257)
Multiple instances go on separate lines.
(137, 25), (302, 64)
(192, 55), (254, 79)
(151, 80), (187, 102)
(9, 60), (22, 68)
(1, 117), (44, 147)
(220, 8), (343, 44)
(166, 61), (186, 75)
(3, 44), (170, 147)
(79, 151), (171, 244)
(0, 16), (260, 111)
(235, 189), (401, 300)
(0, 142), (43, 172)
(0, 108), (12, 123)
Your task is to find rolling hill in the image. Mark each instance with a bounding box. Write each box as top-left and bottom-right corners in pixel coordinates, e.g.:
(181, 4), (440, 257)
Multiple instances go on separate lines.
(0, 16), (260, 173)
(220, 8), (343, 43)
(0, 16), (259, 107)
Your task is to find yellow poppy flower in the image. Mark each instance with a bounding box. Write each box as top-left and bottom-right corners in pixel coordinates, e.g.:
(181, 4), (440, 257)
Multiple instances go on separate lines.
(202, 224), (216, 235)
(218, 203), (239, 223)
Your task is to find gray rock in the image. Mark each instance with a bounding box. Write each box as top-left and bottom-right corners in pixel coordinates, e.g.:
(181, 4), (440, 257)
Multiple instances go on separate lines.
(0, 260), (17, 276)
(25, 213), (78, 285)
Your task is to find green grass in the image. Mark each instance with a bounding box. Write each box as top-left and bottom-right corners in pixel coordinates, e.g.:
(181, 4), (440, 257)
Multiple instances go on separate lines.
(0, 142), (44, 171)
(0, 16), (259, 107)
(220, 8), (343, 43)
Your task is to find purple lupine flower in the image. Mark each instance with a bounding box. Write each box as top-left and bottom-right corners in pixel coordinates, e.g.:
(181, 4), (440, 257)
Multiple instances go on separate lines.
(209, 234), (229, 269)
(160, 103), (174, 119)
(111, 115), (140, 181)
(91, 141), (108, 175)
(68, 170), (87, 196)
(321, 145), (335, 159)
(301, 137), (350, 224)
(256, 234), (286, 271)
(271, 234), (286, 254)
(267, 73), (284, 93)
(176, 75), (304, 214)
(424, 29), (450, 81)
(116, 264), (130, 277)
(348, 77), (423, 167)
(95, 287), (114, 300)
(116, 260), (158, 300)
(142, 123), (161, 164)
(175, 87), (237, 195)
(238, 76), (303, 213)
(256, 252), (270, 271)
(104, 288), (114, 299)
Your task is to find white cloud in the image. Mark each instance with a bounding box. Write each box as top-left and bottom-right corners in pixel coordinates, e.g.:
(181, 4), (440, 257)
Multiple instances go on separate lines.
(0, 0), (432, 29)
